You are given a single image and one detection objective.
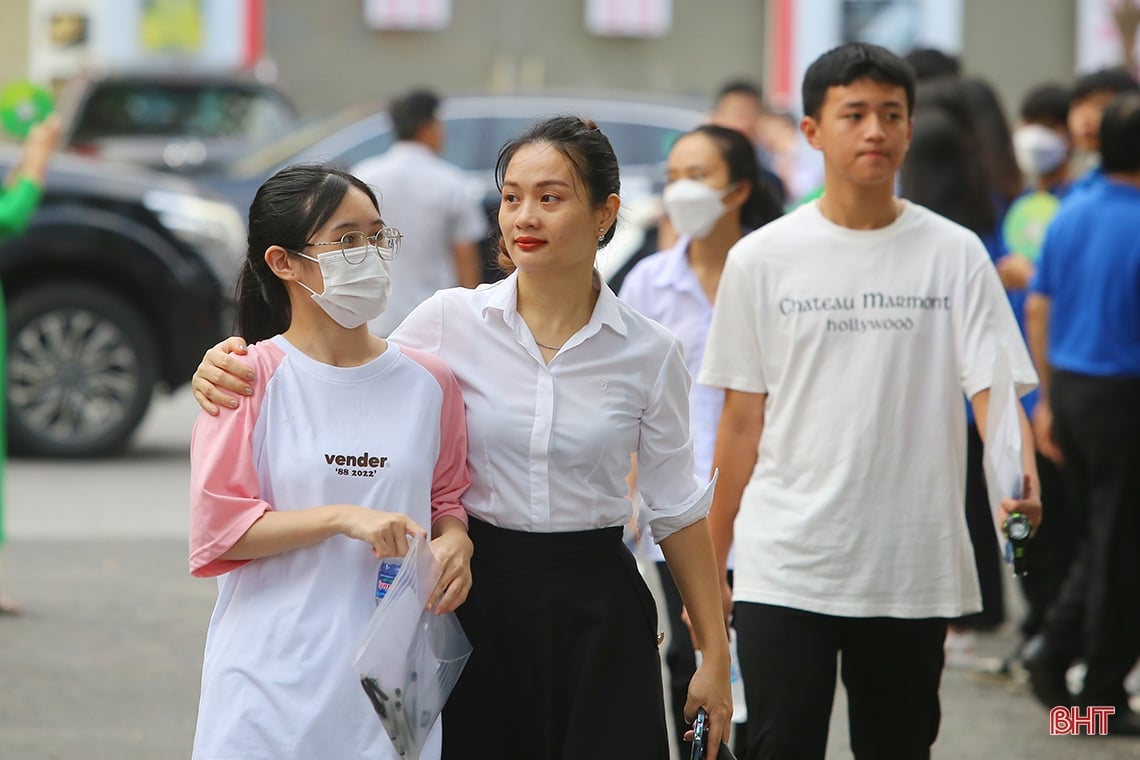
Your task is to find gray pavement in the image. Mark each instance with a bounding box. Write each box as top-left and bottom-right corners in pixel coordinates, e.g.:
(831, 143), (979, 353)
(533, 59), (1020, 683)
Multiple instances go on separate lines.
(1, 390), (1139, 759)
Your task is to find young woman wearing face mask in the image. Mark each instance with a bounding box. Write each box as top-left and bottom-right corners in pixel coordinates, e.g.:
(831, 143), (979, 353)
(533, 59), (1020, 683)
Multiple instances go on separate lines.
(618, 124), (781, 758)
(188, 119), (733, 759)
(188, 164), (473, 760)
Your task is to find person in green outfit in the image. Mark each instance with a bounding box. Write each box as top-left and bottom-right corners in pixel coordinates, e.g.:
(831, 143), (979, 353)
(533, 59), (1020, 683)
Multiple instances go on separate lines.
(0, 113), (60, 614)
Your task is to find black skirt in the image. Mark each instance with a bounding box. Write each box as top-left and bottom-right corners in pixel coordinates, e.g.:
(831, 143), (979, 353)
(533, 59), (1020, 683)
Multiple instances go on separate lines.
(442, 518), (669, 759)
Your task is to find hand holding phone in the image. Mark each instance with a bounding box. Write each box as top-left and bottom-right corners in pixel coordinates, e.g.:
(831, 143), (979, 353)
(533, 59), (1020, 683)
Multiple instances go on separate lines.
(690, 707), (738, 760)
(690, 707), (709, 760)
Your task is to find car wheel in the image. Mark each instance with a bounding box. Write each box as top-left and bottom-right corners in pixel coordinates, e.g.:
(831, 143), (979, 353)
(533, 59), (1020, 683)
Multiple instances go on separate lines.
(5, 282), (158, 457)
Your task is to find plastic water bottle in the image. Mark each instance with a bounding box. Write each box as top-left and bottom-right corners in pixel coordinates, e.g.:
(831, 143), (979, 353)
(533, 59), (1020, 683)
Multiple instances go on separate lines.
(693, 628), (748, 722)
(375, 558), (402, 604)
(729, 628), (747, 722)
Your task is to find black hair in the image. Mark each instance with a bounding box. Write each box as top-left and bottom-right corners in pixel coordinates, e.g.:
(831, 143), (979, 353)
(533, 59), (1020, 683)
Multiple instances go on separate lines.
(235, 164), (379, 343)
(915, 78), (975, 134)
(715, 79), (763, 105)
(961, 78), (1024, 204)
(390, 88), (440, 141)
(1071, 67), (1140, 105)
(1099, 92), (1140, 173)
(802, 42), (916, 120)
(1019, 83), (1071, 128)
(679, 124), (782, 230)
(904, 47), (961, 82)
(901, 104), (997, 235)
(493, 115), (620, 273)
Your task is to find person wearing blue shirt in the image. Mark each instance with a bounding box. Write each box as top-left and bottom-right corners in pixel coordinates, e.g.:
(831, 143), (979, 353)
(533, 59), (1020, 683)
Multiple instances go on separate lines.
(1024, 93), (1140, 736)
(999, 82), (1081, 659)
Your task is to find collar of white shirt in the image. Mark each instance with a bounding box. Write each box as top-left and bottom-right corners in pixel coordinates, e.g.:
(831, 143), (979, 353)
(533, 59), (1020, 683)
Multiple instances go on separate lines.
(653, 235), (705, 296)
(479, 269), (630, 350)
(387, 140), (437, 159)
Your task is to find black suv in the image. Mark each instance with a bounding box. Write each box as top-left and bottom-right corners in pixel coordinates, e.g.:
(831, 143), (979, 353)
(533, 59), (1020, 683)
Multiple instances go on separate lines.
(0, 148), (244, 457)
(56, 70), (298, 175)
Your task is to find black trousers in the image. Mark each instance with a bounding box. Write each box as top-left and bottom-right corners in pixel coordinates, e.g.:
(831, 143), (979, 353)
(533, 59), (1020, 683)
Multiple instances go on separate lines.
(734, 603), (946, 760)
(442, 519), (668, 759)
(1039, 371), (1140, 706)
(955, 424), (1079, 638)
(952, 423), (1005, 629)
(1017, 451), (1078, 641)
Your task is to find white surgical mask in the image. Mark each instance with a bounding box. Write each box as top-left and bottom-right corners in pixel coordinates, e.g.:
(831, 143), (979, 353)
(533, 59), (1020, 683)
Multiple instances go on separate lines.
(663, 179), (734, 239)
(1012, 124), (1068, 178)
(296, 246), (392, 329)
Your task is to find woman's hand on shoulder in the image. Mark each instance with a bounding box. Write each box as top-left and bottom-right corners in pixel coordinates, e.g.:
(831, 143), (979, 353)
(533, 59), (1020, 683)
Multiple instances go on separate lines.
(193, 336), (255, 414)
(427, 520), (474, 615)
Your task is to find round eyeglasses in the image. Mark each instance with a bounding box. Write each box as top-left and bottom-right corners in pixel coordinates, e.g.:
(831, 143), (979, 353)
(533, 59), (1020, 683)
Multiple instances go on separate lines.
(304, 229), (402, 263)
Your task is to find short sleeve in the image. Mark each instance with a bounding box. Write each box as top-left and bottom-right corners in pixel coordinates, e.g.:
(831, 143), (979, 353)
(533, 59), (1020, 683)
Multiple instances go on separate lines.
(188, 343), (285, 577)
(449, 183), (489, 245)
(638, 338), (717, 543)
(959, 251), (1039, 401)
(0, 176), (43, 238)
(698, 248), (767, 393)
(400, 348), (471, 528)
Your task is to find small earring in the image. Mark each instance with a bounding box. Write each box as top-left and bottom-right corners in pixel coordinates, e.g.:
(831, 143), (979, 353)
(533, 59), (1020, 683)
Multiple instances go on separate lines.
(597, 227), (605, 242)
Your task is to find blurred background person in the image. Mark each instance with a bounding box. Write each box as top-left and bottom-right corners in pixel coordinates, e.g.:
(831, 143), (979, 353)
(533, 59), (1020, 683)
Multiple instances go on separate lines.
(995, 81), (1081, 668)
(900, 83), (1010, 669)
(1011, 83), (1074, 201)
(1065, 67), (1140, 188)
(904, 47), (961, 82)
(962, 78), (1025, 214)
(352, 89), (488, 337)
(708, 79), (788, 209)
(0, 113), (60, 615)
(755, 108), (825, 207)
(1023, 93), (1140, 734)
(619, 124), (782, 759)
(1000, 83), (1075, 294)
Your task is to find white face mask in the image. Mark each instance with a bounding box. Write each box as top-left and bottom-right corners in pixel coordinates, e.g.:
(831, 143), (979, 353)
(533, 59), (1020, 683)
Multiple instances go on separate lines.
(663, 179), (734, 239)
(1012, 124), (1069, 178)
(296, 246), (392, 329)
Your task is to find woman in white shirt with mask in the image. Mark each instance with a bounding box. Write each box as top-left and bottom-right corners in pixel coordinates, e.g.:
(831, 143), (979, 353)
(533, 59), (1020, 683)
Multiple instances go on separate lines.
(620, 124), (782, 757)
(190, 117), (732, 759)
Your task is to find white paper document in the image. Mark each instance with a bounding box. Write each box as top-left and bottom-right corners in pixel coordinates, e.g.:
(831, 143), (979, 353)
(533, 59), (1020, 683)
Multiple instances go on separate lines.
(982, 346), (1024, 525)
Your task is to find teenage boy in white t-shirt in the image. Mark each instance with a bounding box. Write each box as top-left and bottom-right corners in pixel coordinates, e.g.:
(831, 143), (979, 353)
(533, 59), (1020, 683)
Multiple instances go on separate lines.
(698, 43), (1043, 760)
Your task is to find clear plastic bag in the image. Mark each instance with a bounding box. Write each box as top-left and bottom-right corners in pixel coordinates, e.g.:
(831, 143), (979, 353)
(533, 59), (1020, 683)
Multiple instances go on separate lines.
(354, 534), (473, 759)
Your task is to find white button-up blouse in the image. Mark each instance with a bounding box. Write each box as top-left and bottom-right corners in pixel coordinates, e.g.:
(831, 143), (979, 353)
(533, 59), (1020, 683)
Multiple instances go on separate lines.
(390, 271), (715, 542)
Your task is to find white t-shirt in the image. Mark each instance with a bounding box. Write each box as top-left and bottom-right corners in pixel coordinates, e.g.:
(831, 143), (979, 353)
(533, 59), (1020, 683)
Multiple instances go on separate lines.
(189, 337), (469, 760)
(391, 270), (715, 543)
(353, 142), (489, 337)
(698, 201), (1037, 618)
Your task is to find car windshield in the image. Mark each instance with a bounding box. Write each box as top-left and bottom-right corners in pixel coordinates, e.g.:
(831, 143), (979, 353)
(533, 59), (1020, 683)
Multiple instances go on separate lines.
(71, 83), (295, 143)
(444, 116), (689, 172)
(227, 103), (389, 177)
(226, 98), (698, 183)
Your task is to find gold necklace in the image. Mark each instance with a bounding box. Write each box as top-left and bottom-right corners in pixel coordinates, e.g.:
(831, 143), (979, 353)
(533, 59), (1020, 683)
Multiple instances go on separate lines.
(534, 339), (562, 351)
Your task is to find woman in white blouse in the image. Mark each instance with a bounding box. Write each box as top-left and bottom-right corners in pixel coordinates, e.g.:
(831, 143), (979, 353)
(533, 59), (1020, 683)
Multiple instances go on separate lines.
(191, 116), (732, 759)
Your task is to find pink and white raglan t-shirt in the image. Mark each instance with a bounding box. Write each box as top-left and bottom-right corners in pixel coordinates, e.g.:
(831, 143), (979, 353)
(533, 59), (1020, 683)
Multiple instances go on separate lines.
(188, 335), (469, 760)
